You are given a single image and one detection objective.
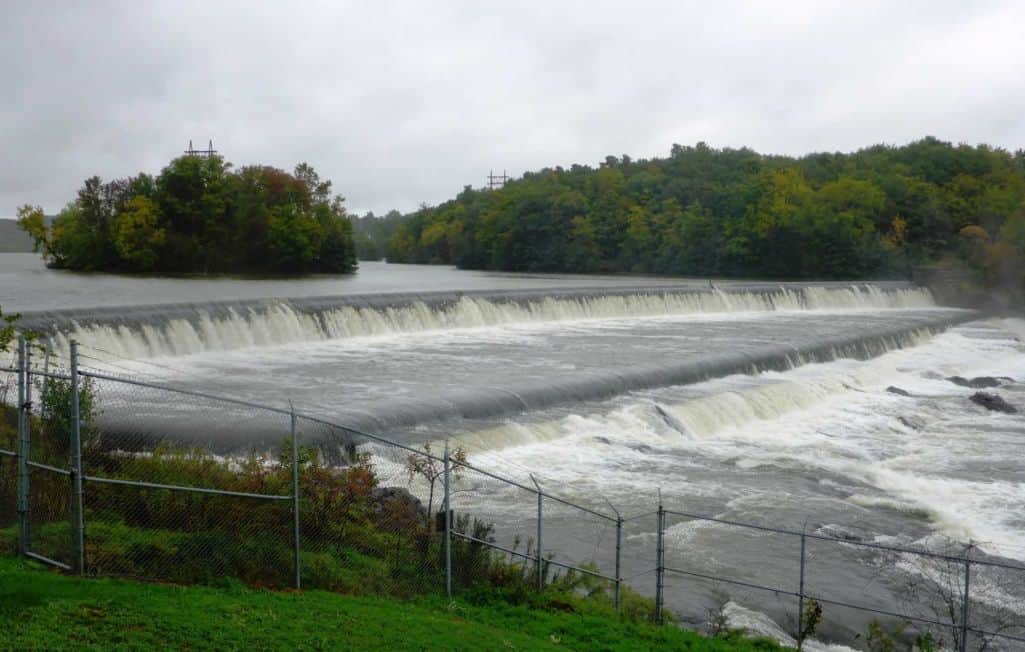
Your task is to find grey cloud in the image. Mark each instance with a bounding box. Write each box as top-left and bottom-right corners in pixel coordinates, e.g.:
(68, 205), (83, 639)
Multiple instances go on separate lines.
(2, 0), (1023, 218)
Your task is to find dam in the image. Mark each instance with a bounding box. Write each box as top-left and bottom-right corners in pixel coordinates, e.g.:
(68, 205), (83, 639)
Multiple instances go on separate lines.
(14, 279), (968, 440)
(3, 255), (1023, 644)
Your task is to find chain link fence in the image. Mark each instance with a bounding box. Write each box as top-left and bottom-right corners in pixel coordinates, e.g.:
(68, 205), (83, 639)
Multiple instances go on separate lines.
(2, 337), (1024, 650)
(657, 509), (1025, 651)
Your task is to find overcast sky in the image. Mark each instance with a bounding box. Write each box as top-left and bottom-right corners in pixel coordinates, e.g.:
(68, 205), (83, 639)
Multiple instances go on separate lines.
(2, 1), (1024, 218)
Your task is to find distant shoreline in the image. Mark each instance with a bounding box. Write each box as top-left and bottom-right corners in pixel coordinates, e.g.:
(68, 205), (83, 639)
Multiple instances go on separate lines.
(0, 218), (33, 253)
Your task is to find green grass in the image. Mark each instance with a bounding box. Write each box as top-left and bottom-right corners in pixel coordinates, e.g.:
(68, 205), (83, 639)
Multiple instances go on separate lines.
(0, 556), (785, 651)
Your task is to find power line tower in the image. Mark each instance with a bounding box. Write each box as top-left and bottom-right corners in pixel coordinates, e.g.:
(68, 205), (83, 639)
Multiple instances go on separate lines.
(487, 169), (509, 190)
(184, 139), (218, 157)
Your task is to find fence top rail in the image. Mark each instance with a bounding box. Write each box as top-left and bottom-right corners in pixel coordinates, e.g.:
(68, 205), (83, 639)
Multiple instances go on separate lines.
(293, 412), (437, 461)
(544, 556), (618, 583)
(454, 458), (536, 494)
(967, 627), (1025, 644)
(622, 509), (659, 522)
(452, 458), (617, 522)
(664, 509), (1025, 570)
(664, 565), (800, 599)
(452, 530), (533, 561)
(537, 487), (617, 522)
(84, 474), (292, 501)
(79, 369), (296, 418)
(0, 448), (15, 457)
(542, 491), (617, 523)
(453, 531), (618, 583)
(26, 460), (71, 476)
(28, 369), (73, 381)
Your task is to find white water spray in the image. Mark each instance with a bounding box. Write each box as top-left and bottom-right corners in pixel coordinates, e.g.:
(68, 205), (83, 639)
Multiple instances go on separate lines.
(45, 285), (937, 359)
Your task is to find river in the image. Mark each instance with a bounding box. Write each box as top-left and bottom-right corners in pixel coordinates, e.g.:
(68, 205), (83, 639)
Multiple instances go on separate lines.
(2, 253), (1022, 647)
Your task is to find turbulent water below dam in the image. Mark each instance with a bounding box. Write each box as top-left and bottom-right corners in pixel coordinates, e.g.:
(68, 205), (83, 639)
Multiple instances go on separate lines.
(3, 255), (1024, 647)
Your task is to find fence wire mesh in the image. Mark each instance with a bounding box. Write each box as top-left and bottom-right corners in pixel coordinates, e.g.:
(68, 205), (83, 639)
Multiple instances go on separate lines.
(662, 510), (802, 637)
(80, 371), (295, 585)
(0, 366), (16, 533)
(26, 464), (71, 567)
(0, 453), (15, 532)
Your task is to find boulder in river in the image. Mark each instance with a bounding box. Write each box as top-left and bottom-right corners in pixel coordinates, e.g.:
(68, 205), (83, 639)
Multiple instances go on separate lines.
(898, 416), (926, 430)
(886, 386), (912, 397)
(948, 376), (1003, 389)
(970, 392), (1018, 414)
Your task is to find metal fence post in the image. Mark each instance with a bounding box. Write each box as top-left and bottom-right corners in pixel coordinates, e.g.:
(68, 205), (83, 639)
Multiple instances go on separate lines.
(290, 406), (301, 590)
(531, 475), (543, 592)
(603, 497), (623, 616)
(444, 440), (452, 598)
(655, 490), (665, 625)
(798, 530), (807, 647)
(615, 516), (623, 615)
(961, 548), (972, 652)
(16, 337), (29, 556)
(69, 340), (85, 575)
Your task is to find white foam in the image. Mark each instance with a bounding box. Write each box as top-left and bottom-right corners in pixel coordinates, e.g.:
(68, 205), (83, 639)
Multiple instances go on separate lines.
(455, 320), (1025, 561)
(48, 285), (937, 359)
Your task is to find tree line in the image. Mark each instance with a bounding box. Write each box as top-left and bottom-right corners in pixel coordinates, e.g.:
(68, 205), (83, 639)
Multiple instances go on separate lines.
(349, 209), (408, 261)
(387, 138), (1025, 290)
(17, 156), (357, 275)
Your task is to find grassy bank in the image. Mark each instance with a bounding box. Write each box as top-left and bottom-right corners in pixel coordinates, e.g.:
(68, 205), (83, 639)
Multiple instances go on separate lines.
(0, 557), (784, 651)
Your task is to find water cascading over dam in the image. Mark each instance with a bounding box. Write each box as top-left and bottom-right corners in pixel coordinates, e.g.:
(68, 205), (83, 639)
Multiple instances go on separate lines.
(24, 282), (939, 360)
(16, 282), (976, 444)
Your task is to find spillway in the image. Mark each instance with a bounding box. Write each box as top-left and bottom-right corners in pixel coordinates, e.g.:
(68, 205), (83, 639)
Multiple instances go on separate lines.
(21, 282), (937, 360)
(18, 282), (977, 448)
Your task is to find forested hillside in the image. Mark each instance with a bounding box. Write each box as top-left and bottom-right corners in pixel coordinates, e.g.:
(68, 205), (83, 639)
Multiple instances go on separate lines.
(17, 156), (357, 275)
(389, 138), (1025, 288)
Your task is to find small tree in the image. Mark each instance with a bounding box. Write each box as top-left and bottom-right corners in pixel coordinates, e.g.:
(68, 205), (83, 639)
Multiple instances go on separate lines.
(0, 307), (19, 354)
(405, 442), (467, 529)
(39, 375), (97, 457)
(0, 305), (40, 356)
(797, 599), (822, 651)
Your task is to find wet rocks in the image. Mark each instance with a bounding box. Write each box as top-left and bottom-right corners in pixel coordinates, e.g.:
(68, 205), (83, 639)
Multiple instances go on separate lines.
(948, 376), (1006, 389)
(817, 524), (865, 542)
(898, 416), (926, 430)
(886, 386), (913, 397)
(970, 392), (1018, 414)
(654, 405), (688, 435)
(593, 436), (612, 445)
